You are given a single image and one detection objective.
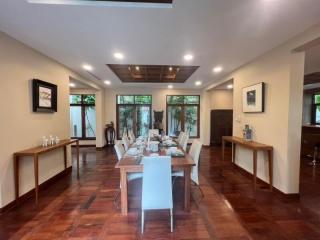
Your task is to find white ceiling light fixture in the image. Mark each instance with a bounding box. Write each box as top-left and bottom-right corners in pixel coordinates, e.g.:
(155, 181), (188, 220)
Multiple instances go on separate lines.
(27, 0), (173, 9)
(227, 84), (233, 89)
(184, 54), (194, 61)
(195, 81), (202, 86)
(168, 84), (173, 89)
(135, 66), (140, 71)
(83, 64), (93, 71)
(169, 67), (173, 71)
(114, 52), (124, 60)
(69, 83), (76, 87)
(104, 80), (111, 85)
(213, 66), (223, 73)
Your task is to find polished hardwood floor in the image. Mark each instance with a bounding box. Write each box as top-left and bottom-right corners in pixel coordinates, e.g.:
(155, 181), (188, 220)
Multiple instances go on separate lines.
(1, 146), (320, 239)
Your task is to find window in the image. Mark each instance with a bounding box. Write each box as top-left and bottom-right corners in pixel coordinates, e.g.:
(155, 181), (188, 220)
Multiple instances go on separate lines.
(70, 95), (96, 139)
(116, 95), (152, 139)
(166, 95), (200, 138)
(312, 94), (320, 125)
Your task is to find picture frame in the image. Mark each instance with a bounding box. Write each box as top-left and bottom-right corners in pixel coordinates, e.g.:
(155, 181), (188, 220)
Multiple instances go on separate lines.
(32, 79), (57, 113)
(242, 82), (265, 113)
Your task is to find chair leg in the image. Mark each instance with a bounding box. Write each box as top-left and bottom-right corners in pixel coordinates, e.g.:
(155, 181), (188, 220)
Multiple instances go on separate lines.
(141, 210), (144, 234)
(191, 182), (204, 199)
(310, 146), (318, 166)
(113, 188), (121, 209)
(170, 208), (173, 233)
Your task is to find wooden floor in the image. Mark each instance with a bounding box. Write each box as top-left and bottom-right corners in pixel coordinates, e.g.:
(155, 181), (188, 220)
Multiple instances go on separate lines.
(1, 147), (320, 240)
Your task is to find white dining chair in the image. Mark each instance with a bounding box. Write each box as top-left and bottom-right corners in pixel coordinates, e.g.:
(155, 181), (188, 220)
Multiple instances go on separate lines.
(122, 136), (130, 151)
(113, 141), (142, 208)
(128, 129), (135, 143)
(141, 156), (173, 233)
(149, 129), (159, 138)
(172, 139), (203, 195)
(180, 133), (189, 152)
(114, 141), (125, 160)
(177, 132), (184, 144)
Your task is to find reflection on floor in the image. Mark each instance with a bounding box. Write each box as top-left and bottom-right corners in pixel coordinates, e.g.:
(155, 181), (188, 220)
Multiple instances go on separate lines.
(0, 147), (320, 239)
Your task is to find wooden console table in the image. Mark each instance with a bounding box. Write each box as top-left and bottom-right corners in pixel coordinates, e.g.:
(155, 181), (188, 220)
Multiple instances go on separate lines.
(13, 139), (80, 206)
(222, 136), (273, 190)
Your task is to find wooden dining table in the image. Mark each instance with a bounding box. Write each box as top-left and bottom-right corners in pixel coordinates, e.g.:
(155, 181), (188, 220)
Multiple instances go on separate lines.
(115, 148), (195, 216)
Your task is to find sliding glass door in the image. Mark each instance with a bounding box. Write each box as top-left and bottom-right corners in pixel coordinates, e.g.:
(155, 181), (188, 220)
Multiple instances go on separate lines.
(116, 95), (152, 139)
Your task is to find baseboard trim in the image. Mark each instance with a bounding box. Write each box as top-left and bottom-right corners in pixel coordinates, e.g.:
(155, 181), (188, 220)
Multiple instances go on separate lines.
(0, 167), (72, 214)
(71, 144), (96, 148)
(232, 163), (300, 199)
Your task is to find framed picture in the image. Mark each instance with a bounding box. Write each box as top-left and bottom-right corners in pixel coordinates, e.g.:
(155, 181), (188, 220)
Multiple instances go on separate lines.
(242, 82), (265, 113)
(32, 79), (57, 112)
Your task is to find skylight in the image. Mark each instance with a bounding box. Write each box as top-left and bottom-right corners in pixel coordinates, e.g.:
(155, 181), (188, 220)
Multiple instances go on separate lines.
(27, 0), (173, 8)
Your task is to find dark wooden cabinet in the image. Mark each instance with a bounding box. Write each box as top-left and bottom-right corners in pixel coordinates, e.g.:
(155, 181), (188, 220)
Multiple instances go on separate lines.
(210, 110), (233, 146)
(301, 125), (320, 157)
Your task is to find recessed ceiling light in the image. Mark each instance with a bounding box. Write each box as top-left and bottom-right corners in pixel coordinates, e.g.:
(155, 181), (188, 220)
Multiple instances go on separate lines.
(69, 83), (76, 88)
(104, 80), (111, 85)
(213, 66), (223, 73)
(135, 66), (140, 71)
(195, 81), (202, 86)
(184, 54), (194, 61)
(83, 64), (93, 71)
(227, 84), (233, 89)
(168, 84), (173, 89)
(114, 52), (124, 60)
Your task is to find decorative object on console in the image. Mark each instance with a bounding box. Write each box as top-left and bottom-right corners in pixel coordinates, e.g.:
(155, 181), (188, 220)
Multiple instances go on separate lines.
(243, 124), (253, 141)
(242, 82), (265, 113)
(105, 122), (116, 146)
(32, 79), (57, 113)
(153, 111), (164, 134)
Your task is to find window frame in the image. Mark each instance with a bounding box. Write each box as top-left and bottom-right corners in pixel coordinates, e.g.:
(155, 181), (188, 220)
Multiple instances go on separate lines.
(116, 94), (152, 139)
(312, 92), (320, 125)
(70, 94), (96, 140)
(166, 95), (200, 138)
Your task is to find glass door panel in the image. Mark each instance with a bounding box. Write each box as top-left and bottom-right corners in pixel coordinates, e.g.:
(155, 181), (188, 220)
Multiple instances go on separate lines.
(85, 106), (96, 138)
(167, 106), (182, 137)
(118, 106), (134, 138)
(70, 106), (82, 138)
(136, 105), (151, 137)
(185, 106), (198, 137)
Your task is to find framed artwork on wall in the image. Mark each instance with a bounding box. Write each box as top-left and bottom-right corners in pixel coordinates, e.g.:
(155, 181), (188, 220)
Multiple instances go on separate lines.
(242, 82), (265, 113)
(32, 79), (57, 113)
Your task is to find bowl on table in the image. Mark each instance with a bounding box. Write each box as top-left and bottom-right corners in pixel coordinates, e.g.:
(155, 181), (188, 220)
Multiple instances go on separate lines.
(127, 148), (139, 156)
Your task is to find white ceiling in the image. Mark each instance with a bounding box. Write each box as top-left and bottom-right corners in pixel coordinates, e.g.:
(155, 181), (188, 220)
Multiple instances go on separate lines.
(1, 0), (320, 89)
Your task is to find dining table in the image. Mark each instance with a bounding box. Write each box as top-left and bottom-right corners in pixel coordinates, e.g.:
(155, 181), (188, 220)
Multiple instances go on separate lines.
(115, 142), (195, 216)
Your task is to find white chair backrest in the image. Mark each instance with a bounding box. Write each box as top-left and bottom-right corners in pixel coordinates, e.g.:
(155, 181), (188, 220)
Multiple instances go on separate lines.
(141, 156), (173, 210)
(122, 129), (128, 140)
(122, 136), (130, 151)
(114, 141), (125, 161)
(128, 129), (135, 142)
(180, 133), (189, 152)
(178, 132), (185, 146)
(149, 129), (159, 138)
(189, 139), (203, 185)
(177, 132), (184, 144)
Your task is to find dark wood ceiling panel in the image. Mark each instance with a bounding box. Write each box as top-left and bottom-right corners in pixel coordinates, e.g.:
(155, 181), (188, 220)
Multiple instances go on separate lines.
(305, 72), (320, 85)
(107, 64), (199, 83)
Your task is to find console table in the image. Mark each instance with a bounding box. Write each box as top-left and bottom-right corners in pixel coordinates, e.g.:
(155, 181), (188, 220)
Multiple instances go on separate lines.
(13, 139), (79, 206)
(222, 136), (273, 190)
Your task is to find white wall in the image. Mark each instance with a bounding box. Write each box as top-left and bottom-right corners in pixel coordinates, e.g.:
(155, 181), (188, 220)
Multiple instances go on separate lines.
(104, 87), (209, 144)
(209, 89), (233, 110)
(206, 24), (320, 194)
(0, 31), (92, 208)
